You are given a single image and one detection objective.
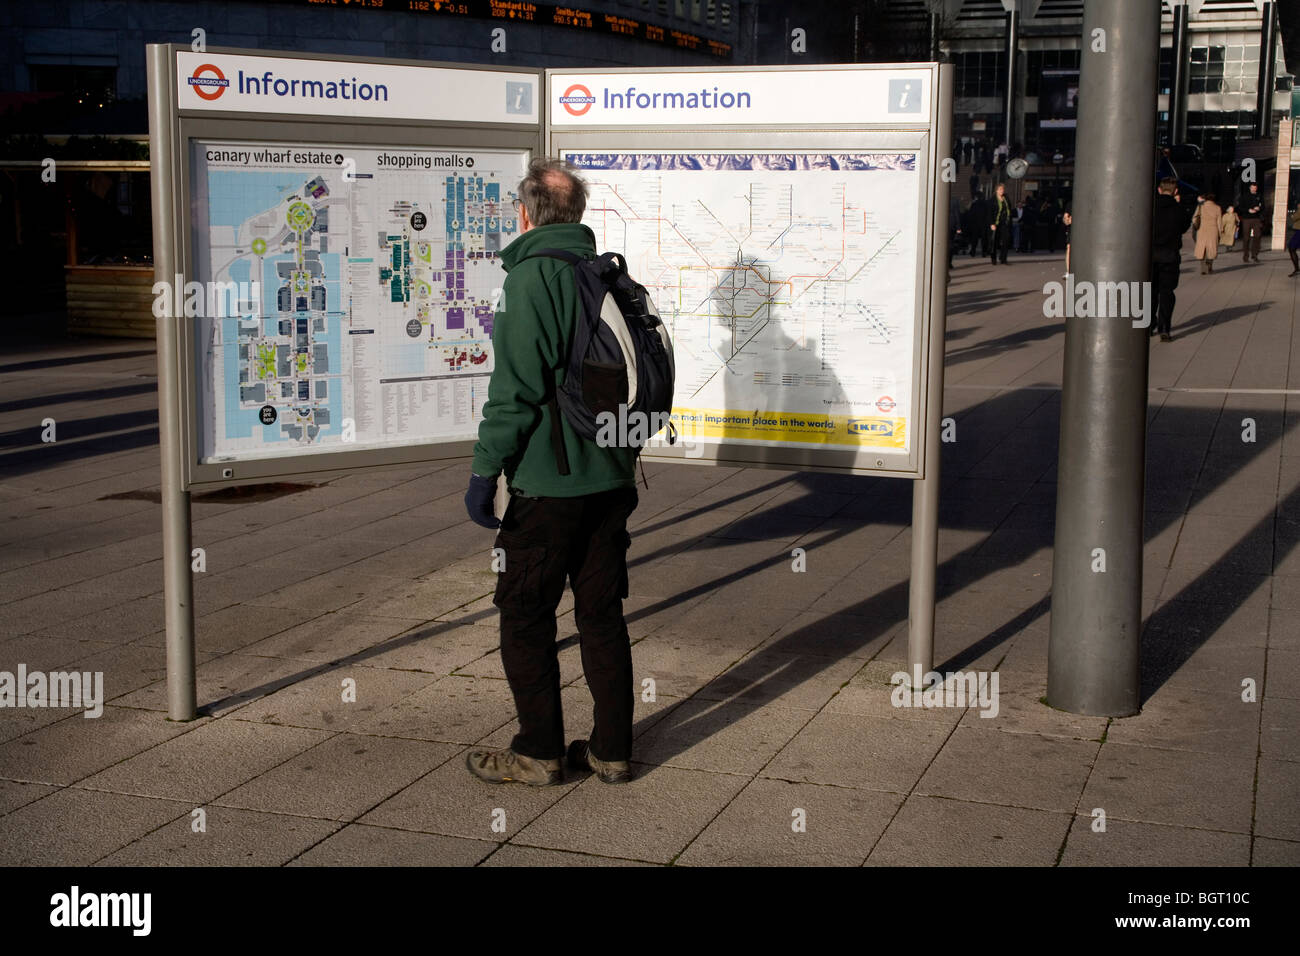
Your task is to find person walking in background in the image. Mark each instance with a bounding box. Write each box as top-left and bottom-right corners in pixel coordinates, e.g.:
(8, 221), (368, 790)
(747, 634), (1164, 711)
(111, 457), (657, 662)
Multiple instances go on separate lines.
(1287, 205), (1300, 277)
(989, 183), (1012, 265)
(1062, 208), (1073, 276)
(1239, 182), (1265, 263)
(1192, 192), (1222, 274)
(1219, 203), (1239, 253)
(1151, 177), (1195, 343)
(1012, 200), (1024, 253)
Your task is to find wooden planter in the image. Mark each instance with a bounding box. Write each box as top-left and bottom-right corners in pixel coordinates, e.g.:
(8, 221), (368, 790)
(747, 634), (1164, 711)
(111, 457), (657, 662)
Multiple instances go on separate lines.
(64, 264), (156, 338)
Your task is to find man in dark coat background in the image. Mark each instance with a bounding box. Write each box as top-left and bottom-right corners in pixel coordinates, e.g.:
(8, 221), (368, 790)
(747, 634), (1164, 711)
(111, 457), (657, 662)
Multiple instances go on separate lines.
(1238, 181), (1266, 263)
(1151, 177), (1195, 342)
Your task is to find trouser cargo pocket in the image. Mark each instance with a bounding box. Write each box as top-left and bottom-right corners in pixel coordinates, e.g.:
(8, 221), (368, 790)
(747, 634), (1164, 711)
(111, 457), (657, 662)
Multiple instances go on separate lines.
(493, 534), (548, 615)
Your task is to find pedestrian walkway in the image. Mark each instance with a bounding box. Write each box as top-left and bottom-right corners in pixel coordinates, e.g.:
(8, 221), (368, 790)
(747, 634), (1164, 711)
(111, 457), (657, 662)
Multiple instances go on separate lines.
(0, 249), (1296, 866)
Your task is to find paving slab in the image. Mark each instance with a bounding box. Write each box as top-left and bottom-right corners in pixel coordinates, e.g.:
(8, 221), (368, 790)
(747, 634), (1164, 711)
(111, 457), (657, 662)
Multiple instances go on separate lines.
(1080, 743), (1255, 834)
(0, 705), (203, 785)
(358, 751), (580, 841)
(915, 725), (1096, 812)
(763, 711), (952, 794)
(111, 652), (335, 716)
(231, 662), (437, 733)
(1, 588), (136, 637)
(867, 795), (1070, 866)
(955, 689), (1107, 741)
(1060, 815), (1251, 867)
(628, 633), (770, 699)
(367, 573), (495, 621)
(1254, 757), (1300, 843)
(98, 806), (342, 866)
(1252, 837), (1300, 866)
(692, 648), (863, 711)
(1259, 696), (1300, 762)
(78, 719), (332, 803)
(677, 778), (902, 867)
(0, 632), (119, 673)
(1106, 687), (1259, 756)
(480, 844), (653, 866)
(27, 593), (166, 645)
(1264, 648), (1300, 699)
(823, 671), (969, 727)
(215, 733), (460, 821)
(343, 620), (501, 674)
(235, 610), (431, 663)
(133, 602), (320, 654)
(357, 675), (520, 744)
(512, 765), (748, 864)
(0, 778), (59, 816)
(0, 787), (189, 865)
(630, 697), (814, 776)
(288, 822), (494, 866)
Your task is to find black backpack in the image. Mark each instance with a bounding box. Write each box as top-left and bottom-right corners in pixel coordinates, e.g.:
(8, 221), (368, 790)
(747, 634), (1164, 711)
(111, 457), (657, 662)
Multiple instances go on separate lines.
(523, 249), (676, 475)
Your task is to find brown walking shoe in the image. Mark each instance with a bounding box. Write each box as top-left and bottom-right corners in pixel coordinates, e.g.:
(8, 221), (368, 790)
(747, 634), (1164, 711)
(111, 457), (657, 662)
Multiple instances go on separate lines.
(567, 739), (633, 784)
(465, 747), (563, 786)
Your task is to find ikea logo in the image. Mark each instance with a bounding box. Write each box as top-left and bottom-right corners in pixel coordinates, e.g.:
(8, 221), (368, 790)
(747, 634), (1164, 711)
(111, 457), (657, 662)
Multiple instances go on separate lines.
(848, 418), (896, 437)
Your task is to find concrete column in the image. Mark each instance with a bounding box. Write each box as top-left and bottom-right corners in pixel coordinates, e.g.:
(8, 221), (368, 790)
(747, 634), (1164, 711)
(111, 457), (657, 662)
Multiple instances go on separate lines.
(1047, 0), (1160, 716)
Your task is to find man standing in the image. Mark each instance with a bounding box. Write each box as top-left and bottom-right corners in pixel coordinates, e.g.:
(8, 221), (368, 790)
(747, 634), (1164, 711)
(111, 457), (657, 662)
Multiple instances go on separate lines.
(463, 158), (639, 787)
(989, 183), (1012, 265)
(1239, 181), (1265, 263)
(1151, 177), (1194, 342)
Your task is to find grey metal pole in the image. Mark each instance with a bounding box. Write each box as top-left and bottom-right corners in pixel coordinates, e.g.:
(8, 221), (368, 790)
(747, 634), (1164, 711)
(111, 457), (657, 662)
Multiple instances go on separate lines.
(1046, 0), (1158, 716)
(1169, 2), (1190, 146)
(1255, 2), (1277, 138)
(908, 64), (953, 685)
(147, 44), (198, 721)
(1002, 5), (1019, 153)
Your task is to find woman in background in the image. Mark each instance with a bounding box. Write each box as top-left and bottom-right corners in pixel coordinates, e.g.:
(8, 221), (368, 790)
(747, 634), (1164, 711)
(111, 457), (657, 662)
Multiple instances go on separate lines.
(1219, 204), (1239, 253)
(1193, 193), (1222, 274)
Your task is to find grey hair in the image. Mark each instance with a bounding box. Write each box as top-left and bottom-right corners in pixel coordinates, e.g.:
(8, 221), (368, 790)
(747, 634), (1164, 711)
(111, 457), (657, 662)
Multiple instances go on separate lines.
(518, 157), (587, 226)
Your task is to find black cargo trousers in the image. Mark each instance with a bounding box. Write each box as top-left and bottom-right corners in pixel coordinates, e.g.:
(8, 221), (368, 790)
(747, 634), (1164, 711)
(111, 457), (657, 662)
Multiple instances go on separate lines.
(493, 486), (638, 763)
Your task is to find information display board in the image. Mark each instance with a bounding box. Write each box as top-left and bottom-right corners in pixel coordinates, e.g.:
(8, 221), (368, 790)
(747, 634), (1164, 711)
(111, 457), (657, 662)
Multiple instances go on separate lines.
(150, 47), (543, 489)
(189, 142), (527, 464)
(568, 149), (919, 455)
(548, 66), (946, 478)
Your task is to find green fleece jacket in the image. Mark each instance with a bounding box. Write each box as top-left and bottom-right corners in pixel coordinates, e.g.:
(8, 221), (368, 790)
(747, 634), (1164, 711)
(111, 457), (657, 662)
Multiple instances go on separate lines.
(470, 222), (638, 497)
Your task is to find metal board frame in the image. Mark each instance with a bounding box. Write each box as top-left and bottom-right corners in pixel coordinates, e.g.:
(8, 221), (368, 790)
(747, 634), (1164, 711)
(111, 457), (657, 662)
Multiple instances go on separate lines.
(150, 44), (546, 492)
(546, 63), (950, 481)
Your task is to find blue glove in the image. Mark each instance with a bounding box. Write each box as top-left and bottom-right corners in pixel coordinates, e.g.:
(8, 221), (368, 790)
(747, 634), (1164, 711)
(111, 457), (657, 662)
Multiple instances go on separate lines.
(464, 473), (500, 530)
